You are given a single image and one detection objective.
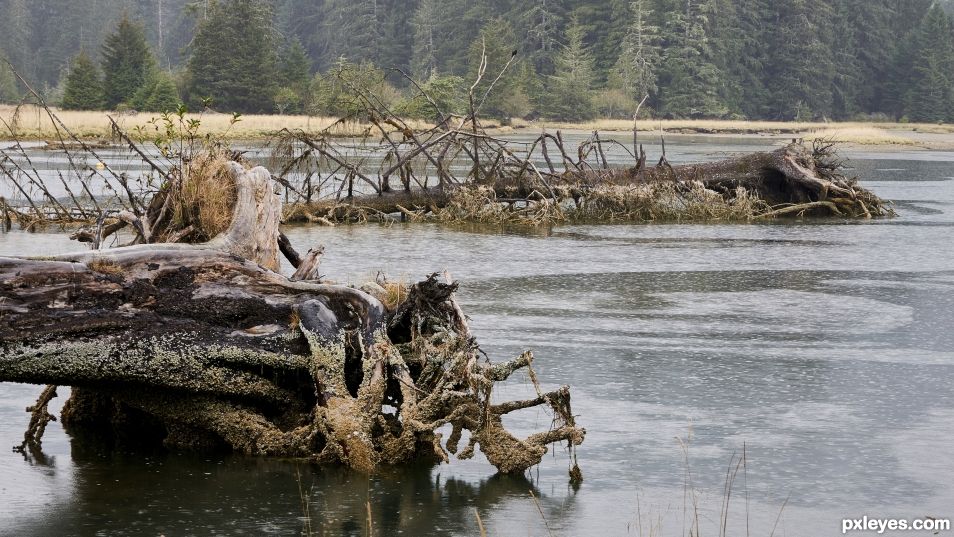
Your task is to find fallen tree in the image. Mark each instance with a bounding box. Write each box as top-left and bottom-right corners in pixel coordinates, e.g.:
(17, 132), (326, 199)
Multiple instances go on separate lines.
(277, 135), (892, 225)
(1, 162), (584, 478)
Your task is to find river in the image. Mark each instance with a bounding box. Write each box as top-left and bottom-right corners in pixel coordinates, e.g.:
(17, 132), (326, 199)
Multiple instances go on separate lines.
(1, 136), (953, 536)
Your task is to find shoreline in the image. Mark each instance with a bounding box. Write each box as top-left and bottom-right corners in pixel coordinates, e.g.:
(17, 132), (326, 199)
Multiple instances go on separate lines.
(2, 104), (953, 150)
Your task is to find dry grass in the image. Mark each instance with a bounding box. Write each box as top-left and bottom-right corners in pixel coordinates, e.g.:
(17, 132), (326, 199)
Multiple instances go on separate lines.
(574, 182), (770, 223)
(428, 182), (769, 226)
(507, 117), (954, 137)
(802, 126), (917, 145)
(0, 104), (432, 140)
(86, 258), (124, 275)
(4, 104), (950, 143)
(171, 151), (239, 240)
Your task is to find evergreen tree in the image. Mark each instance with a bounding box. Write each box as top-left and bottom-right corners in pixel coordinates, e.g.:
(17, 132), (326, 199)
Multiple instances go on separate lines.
(521, 0), (567, 76)
(279, 38), (312, 91)
(657, 0), (727, 118)
(133, 69), (181, 112)
(0, 0), (949, 122)
(0, 54), (19, 103)
(411, 0), (444, 79)
(704, 0), (768, 118)
(0, 0), (33, 84)
(102, 14), (154, 109)
(61, 52), (106, 110)
(466, 18), (530, 119)
(186, 0), (278, 113)
(761, 0), (836, 120)
(904, 3), (954, 122)
(542, 21), (597, 121)
(570, 0), (629, 84)
(609, 0), (660, 104)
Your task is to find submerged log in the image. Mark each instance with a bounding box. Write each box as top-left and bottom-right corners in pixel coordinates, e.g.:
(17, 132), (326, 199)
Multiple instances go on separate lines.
(0, 163), (584, 477)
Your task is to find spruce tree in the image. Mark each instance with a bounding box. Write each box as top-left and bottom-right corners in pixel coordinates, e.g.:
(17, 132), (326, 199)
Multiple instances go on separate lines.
(542, 21), (597, 121)
(61, 52), (105, 110)
(904, 3), (954, 122)
(0, 54), (18, 103)
(521, 0), (567, 76)
(466, 18), (530, 119)
(761, 0), (836, 120)
(411, 0), (444, 79)
(609, 0), (660, 105)
(570, 0), (630, 84)
(279, 38), (312, 91)
(133, 69), (181, 112)
(657, 0), (727, 118)
(101, 14), (154, 109)
(186, 0), (278, 113)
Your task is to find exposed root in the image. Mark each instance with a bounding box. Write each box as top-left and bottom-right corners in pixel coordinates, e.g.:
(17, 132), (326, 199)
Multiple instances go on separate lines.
(14, 385), (58, 453)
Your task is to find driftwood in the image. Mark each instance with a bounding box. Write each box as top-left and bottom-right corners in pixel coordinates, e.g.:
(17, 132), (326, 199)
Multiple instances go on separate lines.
(0, 163), (584, 477)
(279, 134), (890, 224)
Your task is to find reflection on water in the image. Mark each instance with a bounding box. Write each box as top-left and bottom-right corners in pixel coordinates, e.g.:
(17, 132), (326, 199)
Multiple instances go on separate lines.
(1, 143), (954, 536)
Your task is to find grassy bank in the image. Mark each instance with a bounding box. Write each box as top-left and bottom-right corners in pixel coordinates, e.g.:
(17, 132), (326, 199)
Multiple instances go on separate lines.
(0, 105), (430, 140)
(1, 104), (952, 146)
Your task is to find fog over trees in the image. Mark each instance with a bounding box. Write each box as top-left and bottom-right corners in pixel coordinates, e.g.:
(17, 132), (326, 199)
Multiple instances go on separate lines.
(2, 0), (954, 121)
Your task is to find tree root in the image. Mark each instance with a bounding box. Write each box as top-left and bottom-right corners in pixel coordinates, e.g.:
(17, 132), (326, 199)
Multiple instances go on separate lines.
(1, 164), (585, 479)
(13, 384), (58, 454)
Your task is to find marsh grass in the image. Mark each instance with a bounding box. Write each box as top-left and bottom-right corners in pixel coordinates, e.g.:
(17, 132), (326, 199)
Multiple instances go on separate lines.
(86, 258), (124, 275)
(0, 105), (432, 140)
(170, 150), (239, 240)
(3, 104), (949, 143)
(425, 183), (770, 227)
(803, 126), (917, 145)
(508, 117), (954, 138)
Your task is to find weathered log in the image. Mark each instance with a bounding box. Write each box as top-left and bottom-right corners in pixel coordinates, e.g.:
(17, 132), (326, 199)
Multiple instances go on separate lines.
(288, 143), (889, 222)
(1, 163), (584, 477)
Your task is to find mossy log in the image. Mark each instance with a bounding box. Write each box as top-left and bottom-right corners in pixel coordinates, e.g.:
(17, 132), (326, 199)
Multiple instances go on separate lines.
(0, 163), (584, 477)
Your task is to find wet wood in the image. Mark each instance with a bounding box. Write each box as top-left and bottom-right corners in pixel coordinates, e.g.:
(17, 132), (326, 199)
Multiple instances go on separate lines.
(0, 163), (584, 478)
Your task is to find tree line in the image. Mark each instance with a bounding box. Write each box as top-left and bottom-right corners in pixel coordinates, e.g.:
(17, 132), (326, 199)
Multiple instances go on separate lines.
(2, 0), (954, 122)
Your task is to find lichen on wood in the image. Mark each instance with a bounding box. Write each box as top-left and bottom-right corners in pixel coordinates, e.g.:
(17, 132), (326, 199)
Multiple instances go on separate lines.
(0, 163), (585, 479)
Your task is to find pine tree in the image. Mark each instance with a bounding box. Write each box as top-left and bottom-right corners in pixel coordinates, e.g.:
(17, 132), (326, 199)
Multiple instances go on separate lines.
(609, 0), (660, 104)
(186, 0), (278, 113)
(761, 0), (836, 120)
(102, 14), (154, 109)
(133, 69), (181, 112)
(61, 52), (105, 110)
(570, 0), (629, 84)
(411, 0), (445, 79)
(904, 3), (954, 122)
(0, 0), (33, 85)
(466, 18), (530, 119)
(521, 0), (567, 76)
(657, 0), (727, 118)
(703, 0), (767, 118)
(279, 38), (312, 91)
(542, 21), (597, 121)
(0, 57), (18, 103)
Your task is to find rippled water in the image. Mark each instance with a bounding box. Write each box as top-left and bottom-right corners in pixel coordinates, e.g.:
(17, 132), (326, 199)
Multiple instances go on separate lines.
(2, 138), (953, 536)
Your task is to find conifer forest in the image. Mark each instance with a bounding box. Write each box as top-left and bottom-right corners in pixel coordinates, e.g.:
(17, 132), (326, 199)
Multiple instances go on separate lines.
(2, 0), (954, 122)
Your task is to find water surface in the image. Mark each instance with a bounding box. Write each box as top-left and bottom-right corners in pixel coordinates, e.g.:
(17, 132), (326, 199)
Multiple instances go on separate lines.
(2, 139), (953, 536)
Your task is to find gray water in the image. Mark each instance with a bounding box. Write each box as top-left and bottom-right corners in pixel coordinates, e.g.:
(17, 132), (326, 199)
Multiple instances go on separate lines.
(2, 138), (954, 536)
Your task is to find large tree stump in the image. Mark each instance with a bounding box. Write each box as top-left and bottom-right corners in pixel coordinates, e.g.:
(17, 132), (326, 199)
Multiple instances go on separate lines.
(0, 163), (584, 477)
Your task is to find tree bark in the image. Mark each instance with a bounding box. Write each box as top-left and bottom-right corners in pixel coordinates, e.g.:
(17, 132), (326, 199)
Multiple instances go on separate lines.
(1, 163), (584, 477)
(291, 143), (888, 220)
